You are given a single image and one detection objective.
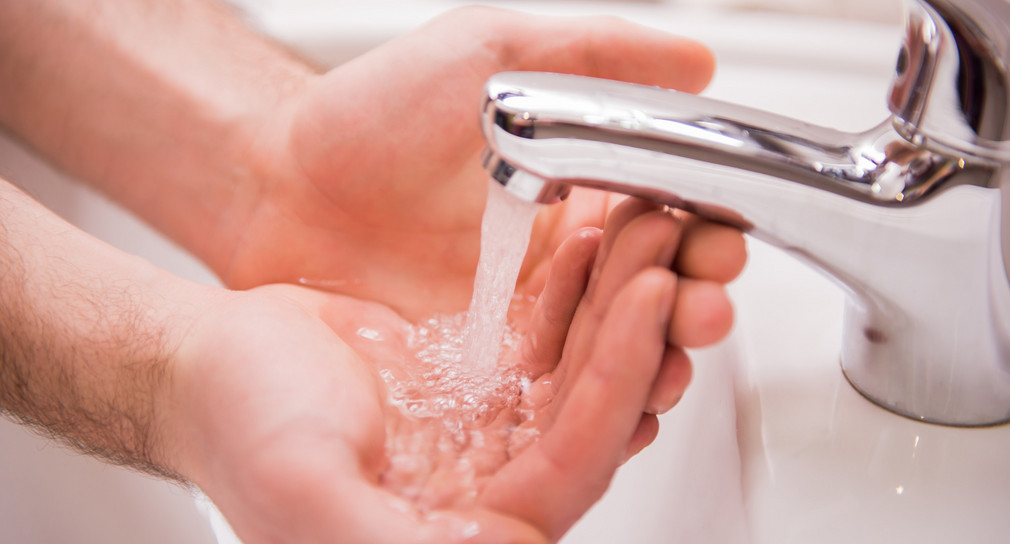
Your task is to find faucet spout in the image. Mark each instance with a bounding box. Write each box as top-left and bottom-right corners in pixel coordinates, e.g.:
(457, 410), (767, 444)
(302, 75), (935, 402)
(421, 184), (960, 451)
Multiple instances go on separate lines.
(481, 69), (1010, 426)
(483, 71), (978, 209)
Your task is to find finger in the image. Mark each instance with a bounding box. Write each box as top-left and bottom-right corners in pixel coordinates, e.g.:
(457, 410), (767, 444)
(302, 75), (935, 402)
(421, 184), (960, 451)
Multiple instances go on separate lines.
(521, 227), (601, 373)
(479, 268), (676, 539)
(587, 207), (682, 306)
(508, 13), (717, 94)
(645, 346), (693, 415)
(623, 413), (660, 462)
(591, 198), (661, 271)
(669, 278), (735, 348)
(521, 189), (615, 294)
(674, 217), (747, 283)
(552, 203), (681, 399)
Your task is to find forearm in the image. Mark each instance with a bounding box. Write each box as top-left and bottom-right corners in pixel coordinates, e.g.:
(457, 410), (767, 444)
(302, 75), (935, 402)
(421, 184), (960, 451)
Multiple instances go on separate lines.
(0, 178), (213, 478)
(0, 0), (316, 276)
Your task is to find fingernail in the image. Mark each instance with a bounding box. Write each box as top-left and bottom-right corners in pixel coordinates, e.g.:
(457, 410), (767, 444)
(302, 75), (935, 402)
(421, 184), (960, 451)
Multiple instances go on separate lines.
(646, 391), (684, 415)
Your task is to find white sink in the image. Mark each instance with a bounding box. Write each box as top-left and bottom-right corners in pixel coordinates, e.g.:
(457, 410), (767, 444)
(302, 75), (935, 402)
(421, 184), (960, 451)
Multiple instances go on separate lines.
(1, 2), (1007, 543)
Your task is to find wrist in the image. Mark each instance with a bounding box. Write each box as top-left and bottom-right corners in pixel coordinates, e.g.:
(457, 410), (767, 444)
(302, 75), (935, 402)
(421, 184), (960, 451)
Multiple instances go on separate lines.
(0, 180), (223, 479)
(128, 42), (320, 284)
(139, 276), (230, 481)
(152, 287), (332, 489)
(210, 71), (326, 289)
(174, 70), (318, 283)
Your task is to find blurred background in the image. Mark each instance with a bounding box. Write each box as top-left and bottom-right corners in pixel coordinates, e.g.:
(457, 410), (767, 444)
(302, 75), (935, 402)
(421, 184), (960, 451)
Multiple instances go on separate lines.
(234, 0), (903, 23)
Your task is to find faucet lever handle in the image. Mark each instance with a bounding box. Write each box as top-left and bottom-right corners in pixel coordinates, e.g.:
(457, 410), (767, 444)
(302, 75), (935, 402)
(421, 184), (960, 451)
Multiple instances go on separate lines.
(890, 0), (1010, 160)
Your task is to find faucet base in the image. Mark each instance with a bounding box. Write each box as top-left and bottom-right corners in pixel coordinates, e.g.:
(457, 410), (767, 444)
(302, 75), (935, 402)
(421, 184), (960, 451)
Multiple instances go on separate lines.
(833, 184), (1010, 426)
(841, 365), (1010, 427)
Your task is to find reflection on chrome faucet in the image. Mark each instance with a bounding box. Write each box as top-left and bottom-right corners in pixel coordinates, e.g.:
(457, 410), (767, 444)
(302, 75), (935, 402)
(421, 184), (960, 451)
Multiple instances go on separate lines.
(480, 0), (1010, 426)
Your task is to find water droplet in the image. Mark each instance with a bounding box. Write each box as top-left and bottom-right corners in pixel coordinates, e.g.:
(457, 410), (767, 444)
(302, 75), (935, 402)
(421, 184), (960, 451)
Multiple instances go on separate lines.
(356, 327), (383, 341)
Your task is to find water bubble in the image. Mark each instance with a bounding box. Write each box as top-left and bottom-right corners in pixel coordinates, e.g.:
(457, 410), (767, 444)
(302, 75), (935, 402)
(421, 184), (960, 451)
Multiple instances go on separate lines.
(356, 327), (384, 341)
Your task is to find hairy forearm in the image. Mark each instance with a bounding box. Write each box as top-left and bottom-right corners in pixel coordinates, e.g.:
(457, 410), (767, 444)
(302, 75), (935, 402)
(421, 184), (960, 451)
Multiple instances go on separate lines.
(0, 0), (316, 276)
(0, 179), (209, 478)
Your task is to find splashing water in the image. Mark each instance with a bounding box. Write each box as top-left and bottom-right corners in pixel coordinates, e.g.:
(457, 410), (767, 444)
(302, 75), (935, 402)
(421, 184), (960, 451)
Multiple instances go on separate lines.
(376, 178), (545, 511)
(462, 179), (541, 372)
(379, 313), (537, 509)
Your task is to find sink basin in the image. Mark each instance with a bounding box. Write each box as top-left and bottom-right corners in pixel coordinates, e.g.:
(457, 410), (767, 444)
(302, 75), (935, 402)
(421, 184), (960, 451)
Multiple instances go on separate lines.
(1, 2), (1007, 543)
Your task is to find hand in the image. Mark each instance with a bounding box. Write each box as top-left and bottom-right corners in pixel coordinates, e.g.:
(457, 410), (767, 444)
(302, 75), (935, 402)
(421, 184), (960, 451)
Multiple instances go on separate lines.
(222, 7), (716, 319)
(166, 198), (744, 543)
(0, 2), (715, 321)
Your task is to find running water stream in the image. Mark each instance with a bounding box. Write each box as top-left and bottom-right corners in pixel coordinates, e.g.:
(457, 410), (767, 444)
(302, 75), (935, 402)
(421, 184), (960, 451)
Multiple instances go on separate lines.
(376, 177), (545, 510)
(462, 179), (542, 373)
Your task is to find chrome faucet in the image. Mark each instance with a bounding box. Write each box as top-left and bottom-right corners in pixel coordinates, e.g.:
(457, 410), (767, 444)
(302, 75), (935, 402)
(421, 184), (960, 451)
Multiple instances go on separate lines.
(480, 0), (1010, 426)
